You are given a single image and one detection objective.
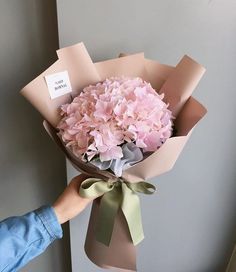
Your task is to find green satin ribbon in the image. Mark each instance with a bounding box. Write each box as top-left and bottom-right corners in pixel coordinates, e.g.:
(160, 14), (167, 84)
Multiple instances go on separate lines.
(79, 177), (156, 246)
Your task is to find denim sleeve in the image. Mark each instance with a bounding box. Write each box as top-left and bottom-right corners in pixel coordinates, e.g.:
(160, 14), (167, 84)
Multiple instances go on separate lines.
(0, 206), (63, 272)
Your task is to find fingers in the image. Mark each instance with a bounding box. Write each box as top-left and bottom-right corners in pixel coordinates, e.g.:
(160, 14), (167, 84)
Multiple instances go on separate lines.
(70, 174), (89, 186)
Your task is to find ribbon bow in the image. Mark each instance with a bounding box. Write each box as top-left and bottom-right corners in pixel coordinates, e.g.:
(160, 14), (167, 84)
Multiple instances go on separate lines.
(79, 177), (156, 246)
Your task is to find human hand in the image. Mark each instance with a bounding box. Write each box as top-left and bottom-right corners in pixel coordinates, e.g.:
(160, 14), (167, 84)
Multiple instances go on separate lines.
(53, 174), (92, 224)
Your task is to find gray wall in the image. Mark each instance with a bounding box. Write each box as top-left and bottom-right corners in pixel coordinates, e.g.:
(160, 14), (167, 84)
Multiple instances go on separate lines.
(57, 0), (236, 271)
(0, 1), (71, 271)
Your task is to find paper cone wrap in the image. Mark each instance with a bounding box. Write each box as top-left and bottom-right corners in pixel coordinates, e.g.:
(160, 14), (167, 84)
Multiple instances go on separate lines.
(21, 42), (207, 271)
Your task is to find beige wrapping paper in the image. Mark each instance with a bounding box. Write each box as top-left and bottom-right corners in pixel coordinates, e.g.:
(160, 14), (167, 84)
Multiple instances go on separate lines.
(20, 42), (207, 271)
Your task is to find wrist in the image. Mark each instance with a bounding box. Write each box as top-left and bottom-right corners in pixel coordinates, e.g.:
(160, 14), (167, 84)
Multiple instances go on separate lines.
(52, 204), (68, 225)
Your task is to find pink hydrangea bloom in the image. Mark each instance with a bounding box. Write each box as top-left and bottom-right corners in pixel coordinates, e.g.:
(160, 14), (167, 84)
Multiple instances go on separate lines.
(57, 77), (173, 162)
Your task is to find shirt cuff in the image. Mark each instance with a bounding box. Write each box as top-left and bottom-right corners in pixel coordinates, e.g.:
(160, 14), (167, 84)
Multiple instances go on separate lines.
(35, 205), (63, 241)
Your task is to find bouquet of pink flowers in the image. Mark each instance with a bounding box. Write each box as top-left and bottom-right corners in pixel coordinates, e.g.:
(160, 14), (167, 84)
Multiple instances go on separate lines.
(21, 43), (207, 271)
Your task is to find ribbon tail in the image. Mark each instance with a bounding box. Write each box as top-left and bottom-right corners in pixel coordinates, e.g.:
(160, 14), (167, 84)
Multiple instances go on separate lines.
(121, 183), (144, 246)
(95, 185), (122, 246)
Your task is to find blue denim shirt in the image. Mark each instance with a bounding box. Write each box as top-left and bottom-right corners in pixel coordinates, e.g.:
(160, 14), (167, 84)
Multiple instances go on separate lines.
(0, 206), (62, 272)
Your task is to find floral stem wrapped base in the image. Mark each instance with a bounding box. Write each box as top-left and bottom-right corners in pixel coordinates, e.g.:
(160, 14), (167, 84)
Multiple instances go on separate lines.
(21, 43), (207, 271)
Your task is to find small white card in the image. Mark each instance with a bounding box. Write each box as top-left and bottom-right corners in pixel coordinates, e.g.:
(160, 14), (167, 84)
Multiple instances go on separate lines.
(45, 71), (72, 99)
